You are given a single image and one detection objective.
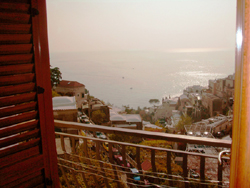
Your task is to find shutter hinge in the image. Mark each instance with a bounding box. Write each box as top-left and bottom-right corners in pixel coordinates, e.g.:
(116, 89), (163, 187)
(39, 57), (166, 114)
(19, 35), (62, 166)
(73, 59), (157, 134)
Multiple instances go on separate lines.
(37, 86), (45, 94)
(31, 8), (39, 17)
(45, 178), (53, 186)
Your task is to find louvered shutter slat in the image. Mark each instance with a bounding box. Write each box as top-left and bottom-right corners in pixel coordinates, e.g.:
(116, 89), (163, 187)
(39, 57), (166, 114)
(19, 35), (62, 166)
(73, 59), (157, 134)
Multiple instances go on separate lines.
(3, 171), (43, 188)
(0, 24), (31, 34)
(0, 73), (35, 86)
(0, 12), (30, 24)
(0, 3), (30, 13)
(0, 64), (34, 75)
(0, 92), (36, 107)
(0, 54), (33, 65)
(0, 111), (37, 128)
(0, 146), (40, 168)
(0, 129), (39, 148)
(0, 120), (38, 138)
(0, 155), (44, 184)
(0, 138), (40, 158)
(0, 1), (31, 4)
(0, 34), (32, 44)
(0, 101), (37, 118)
(0, 82), (35, 97)
(0, 44), (32, 55)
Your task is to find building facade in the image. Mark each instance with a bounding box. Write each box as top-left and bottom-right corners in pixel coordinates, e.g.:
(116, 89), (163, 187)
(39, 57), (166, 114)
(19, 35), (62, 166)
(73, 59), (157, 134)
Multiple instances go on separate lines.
(55, 80), (87, 109)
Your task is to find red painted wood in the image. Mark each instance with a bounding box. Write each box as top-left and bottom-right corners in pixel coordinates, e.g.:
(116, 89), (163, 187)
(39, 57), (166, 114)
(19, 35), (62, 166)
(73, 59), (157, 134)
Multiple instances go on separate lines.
(6, 174), (44, 188)
(0, 92), (36, 107)
(167, 151), (173, 186)
(0, 101), (37, 118)
(0, 34), (32, 44)
(0, 1), (58, 187)
(200, 156), (205, 183)
(182, 154), (188, 188)
(0, 44), (32, 55)
(0, 138), (40, 158)
(0, 54), (33, 65)
(0, 64), (34, 76)
(0, 129), (39, 148)
(0, 73), (35, 86)
(0, 12), (30, 24)
(218, 162), (223, 187)
(0, 2), (30, 13)
(0, 111), (37, 128)
(0, 146), (40, 168)
(4, 171), (42, 188)
(0, 24), (31, 34)
(136, 147), (142, 171)
(0, 120), (38, 138)
(0, 82), (36, 97)
(0, 1), (31, 4)
(0, 155), (44, 186)
(151, 149), (156, 172)
(31, 0), (60, 186)
(121, 145), (127, 168)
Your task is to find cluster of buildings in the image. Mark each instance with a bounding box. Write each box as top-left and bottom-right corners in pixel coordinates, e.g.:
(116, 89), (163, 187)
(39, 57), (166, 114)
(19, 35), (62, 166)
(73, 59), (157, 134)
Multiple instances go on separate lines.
(52, 73), (235, 138)
(152, 74), (235, 135)
(52, 80), (143, 131)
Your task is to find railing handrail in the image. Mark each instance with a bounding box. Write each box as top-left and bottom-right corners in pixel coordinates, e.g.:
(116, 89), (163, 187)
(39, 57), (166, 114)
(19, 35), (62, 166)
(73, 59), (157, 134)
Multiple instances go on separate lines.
(55, 131), (230, 160)
(54, 120), (231, 148)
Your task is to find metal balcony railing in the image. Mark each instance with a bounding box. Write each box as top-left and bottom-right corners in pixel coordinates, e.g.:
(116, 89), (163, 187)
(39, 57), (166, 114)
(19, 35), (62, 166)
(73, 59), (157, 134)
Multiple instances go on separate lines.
(54, 120), (231, 188)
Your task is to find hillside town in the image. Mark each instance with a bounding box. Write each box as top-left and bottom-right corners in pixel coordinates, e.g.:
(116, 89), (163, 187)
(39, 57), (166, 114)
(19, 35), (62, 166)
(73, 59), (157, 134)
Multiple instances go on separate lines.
(52, 73), (234, 187)
(53, 73), (234, 139)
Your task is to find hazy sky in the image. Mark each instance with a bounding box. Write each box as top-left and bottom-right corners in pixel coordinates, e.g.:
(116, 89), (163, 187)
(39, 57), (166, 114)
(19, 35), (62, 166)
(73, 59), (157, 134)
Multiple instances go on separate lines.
(46, 0), (236, 53)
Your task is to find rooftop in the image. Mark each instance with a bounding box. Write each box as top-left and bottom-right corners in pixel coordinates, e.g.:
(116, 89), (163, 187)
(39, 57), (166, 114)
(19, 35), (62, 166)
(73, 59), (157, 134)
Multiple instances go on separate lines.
(57, 80), (85, 88)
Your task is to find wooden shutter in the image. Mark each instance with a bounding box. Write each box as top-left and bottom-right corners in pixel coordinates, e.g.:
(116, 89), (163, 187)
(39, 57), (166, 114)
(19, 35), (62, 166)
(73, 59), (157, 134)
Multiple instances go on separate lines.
(0, 0), (59, 187)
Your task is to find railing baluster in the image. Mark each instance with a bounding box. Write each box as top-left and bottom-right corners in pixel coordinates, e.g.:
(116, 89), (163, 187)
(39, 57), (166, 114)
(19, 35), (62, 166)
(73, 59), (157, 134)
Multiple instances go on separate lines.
(122, 145), (127, 168)
(60, 135), (70, 169)
(83, 138), (87, 157)
(69, 137), (82, 187)
(218, 160), (223, 187)
(151, 149), (158, 184)
(96, 140), (110, 188)
(109, 143), (121, 187)
(75, 155), (89, 188)
(71, 137), (76, 154)
(60, 135), (66, 152)
(167, 151), (173, 186)
(200, 156), (205, 187)
(122, 144), (131, 186)
(183, 153), (188, 188)
(59, 165), (70, 188)
(75, 138), (89, 187)
(136, 147), (143, 182)
(84, 138), (100, 188)
(71, 169), (81, 188)
(80, 169), (89, 188)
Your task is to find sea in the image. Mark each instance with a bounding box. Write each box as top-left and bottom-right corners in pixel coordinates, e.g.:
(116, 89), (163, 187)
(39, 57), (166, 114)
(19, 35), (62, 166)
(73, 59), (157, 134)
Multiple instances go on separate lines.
(50, 50), (235, 109)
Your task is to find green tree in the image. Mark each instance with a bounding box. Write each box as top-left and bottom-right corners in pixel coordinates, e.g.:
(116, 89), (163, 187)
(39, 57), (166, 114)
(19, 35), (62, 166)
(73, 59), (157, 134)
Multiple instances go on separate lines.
(50, 66), (62, 88)
(91, 110), (106, 125)
(122, 105), (134, 114)
(149, 99), (160, 104)
(176, 115), (193, 132)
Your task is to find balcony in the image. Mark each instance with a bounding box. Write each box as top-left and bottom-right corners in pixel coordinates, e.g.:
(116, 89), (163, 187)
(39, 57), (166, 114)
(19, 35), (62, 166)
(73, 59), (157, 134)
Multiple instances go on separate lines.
(54, 120), (231, 188)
